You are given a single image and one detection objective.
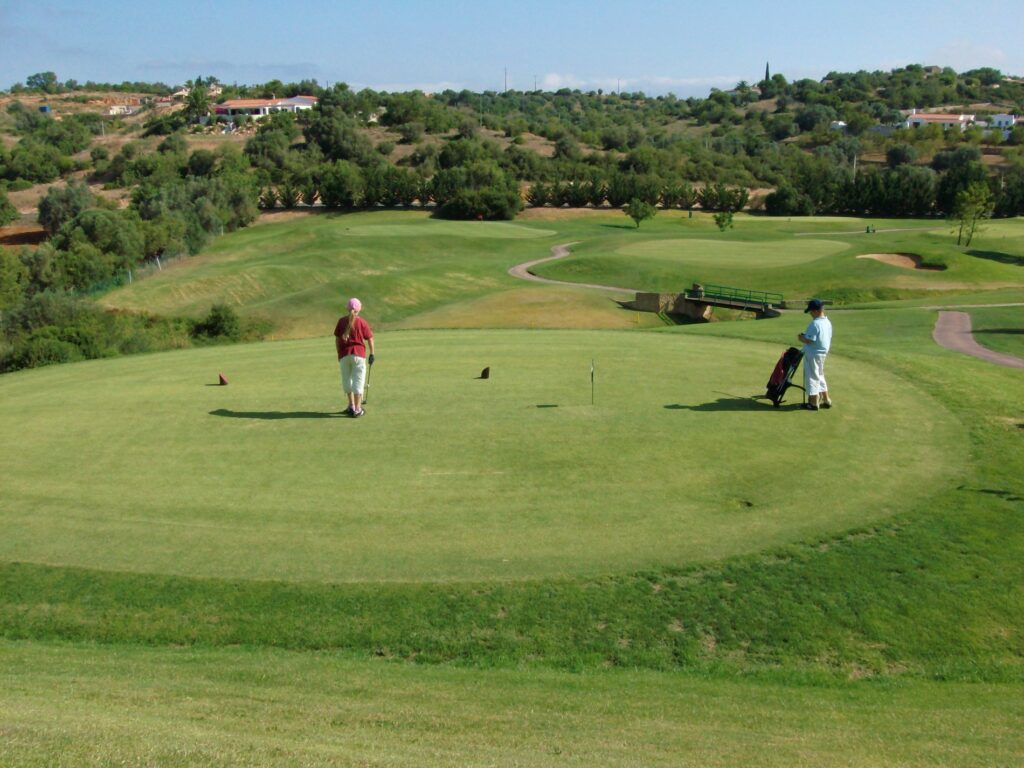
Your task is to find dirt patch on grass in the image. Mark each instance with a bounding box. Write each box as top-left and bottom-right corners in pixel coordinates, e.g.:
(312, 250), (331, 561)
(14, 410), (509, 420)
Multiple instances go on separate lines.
(0, 224), (47, 248)
(519, 206), (621, 221)
(857, 252), (945, 271)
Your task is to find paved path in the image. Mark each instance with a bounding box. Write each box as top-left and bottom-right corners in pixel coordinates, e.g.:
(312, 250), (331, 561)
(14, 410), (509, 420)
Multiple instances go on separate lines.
(508, 242), (639, 294)
(793, 226), (945, 237)
(932, 311), (1024, 369)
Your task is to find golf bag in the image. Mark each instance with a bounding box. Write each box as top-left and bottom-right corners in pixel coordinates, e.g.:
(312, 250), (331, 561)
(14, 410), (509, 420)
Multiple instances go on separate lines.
(765, 346), (805, 407)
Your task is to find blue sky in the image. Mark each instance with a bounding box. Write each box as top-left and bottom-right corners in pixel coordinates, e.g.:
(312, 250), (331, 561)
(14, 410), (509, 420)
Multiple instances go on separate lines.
(1, 0), (1021, 96)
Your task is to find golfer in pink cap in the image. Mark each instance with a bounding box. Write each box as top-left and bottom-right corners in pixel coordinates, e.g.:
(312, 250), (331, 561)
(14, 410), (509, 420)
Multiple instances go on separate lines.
(334, 297), (375, 417)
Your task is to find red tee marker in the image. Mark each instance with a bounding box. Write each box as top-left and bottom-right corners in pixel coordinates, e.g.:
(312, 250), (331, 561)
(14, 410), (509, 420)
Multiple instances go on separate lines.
(218, 373), (229, 386)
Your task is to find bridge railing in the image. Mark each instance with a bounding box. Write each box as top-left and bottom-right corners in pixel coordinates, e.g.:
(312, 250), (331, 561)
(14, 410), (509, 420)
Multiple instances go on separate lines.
(685, 283), (784, 307)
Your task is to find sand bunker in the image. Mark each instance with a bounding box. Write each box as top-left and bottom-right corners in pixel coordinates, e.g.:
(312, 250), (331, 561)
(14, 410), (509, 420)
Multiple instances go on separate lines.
(857, 253), (945, 271)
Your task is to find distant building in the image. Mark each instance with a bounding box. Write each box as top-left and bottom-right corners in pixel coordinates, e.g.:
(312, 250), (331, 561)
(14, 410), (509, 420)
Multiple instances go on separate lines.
(214, 95), (318, 120)
(903, 110), (975, 132)
(107, 104), (137, 116)
(829, 120), (847, 131)
(990, 113), (1018, 130)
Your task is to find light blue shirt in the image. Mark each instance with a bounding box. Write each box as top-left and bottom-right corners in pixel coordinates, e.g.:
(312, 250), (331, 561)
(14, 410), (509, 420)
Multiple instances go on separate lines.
(803, 316), (832, 355)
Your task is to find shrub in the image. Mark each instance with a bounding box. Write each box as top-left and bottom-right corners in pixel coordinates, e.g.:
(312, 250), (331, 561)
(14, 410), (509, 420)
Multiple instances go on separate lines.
(1, 328), (83, 371)
(192, 303), (241, 341)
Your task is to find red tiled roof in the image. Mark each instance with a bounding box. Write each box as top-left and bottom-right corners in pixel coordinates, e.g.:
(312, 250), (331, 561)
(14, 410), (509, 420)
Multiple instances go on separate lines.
(908, 113), (969, 121)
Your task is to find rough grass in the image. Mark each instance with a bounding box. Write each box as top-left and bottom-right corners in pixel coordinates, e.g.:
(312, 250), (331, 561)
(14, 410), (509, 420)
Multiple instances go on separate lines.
(2, 641), (1021, 768)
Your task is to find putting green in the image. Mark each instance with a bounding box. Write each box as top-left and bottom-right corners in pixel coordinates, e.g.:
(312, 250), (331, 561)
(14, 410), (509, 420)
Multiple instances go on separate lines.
(0, 330), (965, 583)
(618, 238), (847, 268)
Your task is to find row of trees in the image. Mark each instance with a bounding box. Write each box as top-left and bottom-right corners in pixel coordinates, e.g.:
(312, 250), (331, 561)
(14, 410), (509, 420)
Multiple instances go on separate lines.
(765, 144), (1024, 219)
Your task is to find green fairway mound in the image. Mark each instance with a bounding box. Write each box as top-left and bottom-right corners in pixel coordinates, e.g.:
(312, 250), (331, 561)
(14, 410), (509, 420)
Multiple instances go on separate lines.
(340, 220), (556, 239)
(619, 238), (847, 269)
(0, 330), (966, 583)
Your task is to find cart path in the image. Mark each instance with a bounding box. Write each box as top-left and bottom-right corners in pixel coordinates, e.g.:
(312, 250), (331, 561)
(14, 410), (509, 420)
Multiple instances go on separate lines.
(793, 226), (945, 236)
(508, 242), (639, 294)
(932, 311), (1024, 369)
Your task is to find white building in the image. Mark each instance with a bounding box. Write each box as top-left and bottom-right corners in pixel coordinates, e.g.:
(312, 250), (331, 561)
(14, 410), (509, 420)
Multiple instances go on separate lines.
(990, 114), (1018, 130)
(214, 95), (318, 119)
(903, 110), (975, 132)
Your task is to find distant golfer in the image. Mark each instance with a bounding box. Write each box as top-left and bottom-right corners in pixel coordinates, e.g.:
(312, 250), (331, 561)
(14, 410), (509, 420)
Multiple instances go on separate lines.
(335, 297), (375, 417)
(798, 298), (832, 411)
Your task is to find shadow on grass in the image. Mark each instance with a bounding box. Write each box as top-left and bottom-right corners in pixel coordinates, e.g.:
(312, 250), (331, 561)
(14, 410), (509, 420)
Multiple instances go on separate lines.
(967, 249), (1024, 267)
(210, 408), (344, 420)
(973, 328), (1024, 335)
(957, 485), (1024, 503)
(664, 394), (793, 412)
(599, 223), (639, 230)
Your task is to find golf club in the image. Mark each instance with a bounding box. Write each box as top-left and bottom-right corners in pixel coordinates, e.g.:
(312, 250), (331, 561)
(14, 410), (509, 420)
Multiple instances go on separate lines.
(363, 358), (372, 404)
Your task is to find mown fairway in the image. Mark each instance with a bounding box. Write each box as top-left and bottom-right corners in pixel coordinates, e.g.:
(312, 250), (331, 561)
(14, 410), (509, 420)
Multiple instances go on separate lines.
(102, 210), (1024, 339)
(4, 210), (1023, 766)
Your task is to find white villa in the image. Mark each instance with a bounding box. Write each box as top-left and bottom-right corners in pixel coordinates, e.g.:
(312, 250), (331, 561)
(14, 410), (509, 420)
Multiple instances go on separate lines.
(214, 95), (318, 120)
(990, 113), (1018, 130)
(902, 110), (975, 132)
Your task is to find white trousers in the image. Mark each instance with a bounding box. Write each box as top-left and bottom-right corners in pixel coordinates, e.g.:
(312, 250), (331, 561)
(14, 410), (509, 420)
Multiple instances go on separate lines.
(803, 353), (828, 397)
(340, 355), (367, 395)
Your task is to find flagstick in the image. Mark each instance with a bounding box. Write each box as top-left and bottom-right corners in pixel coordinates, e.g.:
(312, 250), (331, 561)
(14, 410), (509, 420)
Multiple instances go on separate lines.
(591, 359), (595, 405)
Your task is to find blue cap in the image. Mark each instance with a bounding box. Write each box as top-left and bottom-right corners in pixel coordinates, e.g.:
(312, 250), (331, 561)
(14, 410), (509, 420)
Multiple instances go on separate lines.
(804, 299), (824, 313)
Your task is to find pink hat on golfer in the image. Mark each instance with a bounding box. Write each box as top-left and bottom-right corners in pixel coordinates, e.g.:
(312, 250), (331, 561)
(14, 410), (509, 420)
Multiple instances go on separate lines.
(347, 298), (362, 312)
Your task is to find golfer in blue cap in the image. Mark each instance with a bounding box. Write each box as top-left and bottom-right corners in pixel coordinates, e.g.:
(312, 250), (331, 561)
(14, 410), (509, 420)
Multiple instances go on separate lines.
(798, 299), (832, 411)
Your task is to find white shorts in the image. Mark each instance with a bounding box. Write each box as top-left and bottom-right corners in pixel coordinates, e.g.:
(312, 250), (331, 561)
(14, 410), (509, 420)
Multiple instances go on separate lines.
(340, 355), (367, 395)
(803, 353), (828, 397)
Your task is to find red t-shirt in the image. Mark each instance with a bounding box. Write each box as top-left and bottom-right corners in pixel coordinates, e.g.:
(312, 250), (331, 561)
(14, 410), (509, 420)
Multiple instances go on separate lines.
(334, 316), (372, 359)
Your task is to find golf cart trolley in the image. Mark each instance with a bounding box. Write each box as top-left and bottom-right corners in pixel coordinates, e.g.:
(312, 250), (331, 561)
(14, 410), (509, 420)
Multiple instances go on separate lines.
(764, 346), (805, 407)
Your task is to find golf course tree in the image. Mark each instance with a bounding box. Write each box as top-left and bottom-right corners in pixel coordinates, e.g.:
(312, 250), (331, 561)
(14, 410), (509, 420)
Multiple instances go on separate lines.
(624, 197), (656, 228)
(190, 303), (241, 342)
(431, 160), (523, 220)
(37, 181), (94, 235)
(0, 189), (17, 227)
(183, 79), (211, 124)
(951, 181), (994, 247)
(0, 247), (28, 310)
(765, 183), (815, 216)
(933, 146), (988, 215)
(319, 160), (365, 208)
(713, 210), (735, 231)
(304, 105), (377, 166)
